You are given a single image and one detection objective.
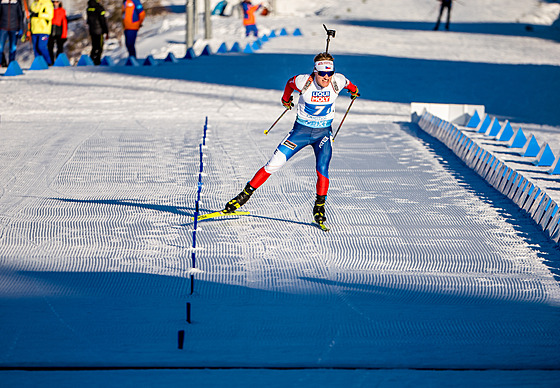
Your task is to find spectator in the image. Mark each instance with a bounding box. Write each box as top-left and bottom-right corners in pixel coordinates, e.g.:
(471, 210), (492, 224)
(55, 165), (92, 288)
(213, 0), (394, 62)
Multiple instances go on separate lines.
(434, 0), (452, 31)
(87, 0), (108, 65)
(30, 0), (53, 65)
(122, 0), (144, 58)
(241, 0), (261, 37)
(0, 0), (25, 66)
(48, 0), (67, 61)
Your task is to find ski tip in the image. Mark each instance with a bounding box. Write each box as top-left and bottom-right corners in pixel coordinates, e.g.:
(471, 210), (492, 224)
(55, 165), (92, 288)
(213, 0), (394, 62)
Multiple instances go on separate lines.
(196, 210), (250, 221)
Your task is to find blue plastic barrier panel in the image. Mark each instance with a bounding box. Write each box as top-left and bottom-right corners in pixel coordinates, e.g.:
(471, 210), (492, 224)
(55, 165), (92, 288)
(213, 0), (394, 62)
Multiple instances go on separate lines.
(534, 144), (555, 167)
(184, 47), (196, 59)
(165, 52), (179, 63)
(519, 135), (540, 157)
(30, 56), (49, 70)
(217, 42), (228, 53)
(143, 55), (158, 66)
(279, 28), (288, 36)
(486, 118), (501, 137)
(269, 30), (277, 38)
(230, 42), (241, 52)
(77, 54), (94, 66)
(4, 61), (24, 76)
(243, 43), (253, 53)
(124, 56), (140, 66)
(476, 114), (491, 133)
(53, 53), (71, 67)
(100, 56), (115, 66)
(293, 28), (303, 36)
(508, 127), (527, 148)
(201, 45), (213, 56)
(549, 158), (560, 175)
(497, 121), (514, 141)
(465, 110), (480, 128)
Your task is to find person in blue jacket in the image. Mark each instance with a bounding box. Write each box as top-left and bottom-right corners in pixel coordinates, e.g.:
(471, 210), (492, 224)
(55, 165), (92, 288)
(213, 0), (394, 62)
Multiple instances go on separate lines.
(0, 0), (25, 66)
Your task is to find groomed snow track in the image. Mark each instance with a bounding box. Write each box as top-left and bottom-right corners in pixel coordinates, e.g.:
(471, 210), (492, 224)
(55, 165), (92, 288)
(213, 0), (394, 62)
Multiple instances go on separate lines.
(1, 113), (559, 374)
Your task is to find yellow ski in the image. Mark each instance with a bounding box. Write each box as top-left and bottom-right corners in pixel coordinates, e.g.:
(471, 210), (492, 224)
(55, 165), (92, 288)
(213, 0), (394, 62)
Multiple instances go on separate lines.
(196, 210), (250, 221)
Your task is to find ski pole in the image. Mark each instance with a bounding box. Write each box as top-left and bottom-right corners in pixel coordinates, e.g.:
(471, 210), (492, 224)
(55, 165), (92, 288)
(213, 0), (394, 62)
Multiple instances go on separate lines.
(332, 98), (356, 142)
(264, 108), (289, 135)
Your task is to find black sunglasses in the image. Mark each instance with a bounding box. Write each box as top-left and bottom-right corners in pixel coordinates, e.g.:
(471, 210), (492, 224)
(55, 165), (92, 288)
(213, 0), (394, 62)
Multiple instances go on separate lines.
(317, 70), (334, 77)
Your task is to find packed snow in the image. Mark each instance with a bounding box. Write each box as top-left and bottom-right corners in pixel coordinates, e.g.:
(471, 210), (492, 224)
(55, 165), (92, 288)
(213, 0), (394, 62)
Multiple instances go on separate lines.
(1, 0), (560, 386)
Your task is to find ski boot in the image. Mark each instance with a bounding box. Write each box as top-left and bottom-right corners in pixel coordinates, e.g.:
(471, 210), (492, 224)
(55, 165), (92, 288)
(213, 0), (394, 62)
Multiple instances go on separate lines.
(313, 195), (329, 231)
(313, 195), (327, 223)
(224, 183), (256, 213)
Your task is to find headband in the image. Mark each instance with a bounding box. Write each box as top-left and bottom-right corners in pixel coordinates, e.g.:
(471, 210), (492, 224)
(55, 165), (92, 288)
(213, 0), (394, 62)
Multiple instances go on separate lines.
(314, 60), (334, 72)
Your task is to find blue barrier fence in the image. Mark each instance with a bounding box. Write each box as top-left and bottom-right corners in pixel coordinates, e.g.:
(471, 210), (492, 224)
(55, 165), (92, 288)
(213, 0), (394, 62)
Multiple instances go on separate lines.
(3, 27), (303, 76)
(416, 111), (560, 244)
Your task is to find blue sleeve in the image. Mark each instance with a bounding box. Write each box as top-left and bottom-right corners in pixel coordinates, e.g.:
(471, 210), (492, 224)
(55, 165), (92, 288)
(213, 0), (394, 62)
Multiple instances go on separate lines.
(134, 0), (144, 11)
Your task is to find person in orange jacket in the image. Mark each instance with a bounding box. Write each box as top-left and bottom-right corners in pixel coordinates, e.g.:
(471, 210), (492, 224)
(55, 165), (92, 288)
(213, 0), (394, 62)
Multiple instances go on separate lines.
(122, 0), (144, 57)
(48, 0), (67, 61)
(241, 0), (261, 37)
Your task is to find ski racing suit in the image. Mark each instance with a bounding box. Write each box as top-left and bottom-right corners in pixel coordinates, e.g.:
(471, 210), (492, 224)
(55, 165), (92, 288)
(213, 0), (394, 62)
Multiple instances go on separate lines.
(249, 73), (358, 197)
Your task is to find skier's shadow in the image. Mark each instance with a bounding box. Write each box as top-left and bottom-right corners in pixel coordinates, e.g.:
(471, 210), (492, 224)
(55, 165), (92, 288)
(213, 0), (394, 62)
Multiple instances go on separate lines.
(51, 197), (318, 229)
(51, 197), (195, 217)
(183, 212), (316, 228)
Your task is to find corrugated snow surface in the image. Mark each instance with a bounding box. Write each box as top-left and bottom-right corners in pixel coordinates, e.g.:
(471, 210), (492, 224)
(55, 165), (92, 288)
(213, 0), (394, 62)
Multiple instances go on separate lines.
(1, 0), (560, 384)
(0, 67), (559, 374)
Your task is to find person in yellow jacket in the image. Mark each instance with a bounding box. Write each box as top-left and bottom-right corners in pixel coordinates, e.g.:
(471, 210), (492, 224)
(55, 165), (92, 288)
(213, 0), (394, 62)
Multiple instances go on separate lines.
(30, 0), (54, 65)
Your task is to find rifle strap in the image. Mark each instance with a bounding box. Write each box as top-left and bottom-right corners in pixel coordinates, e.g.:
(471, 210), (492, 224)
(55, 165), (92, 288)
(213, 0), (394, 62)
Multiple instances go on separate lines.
(301, 73), (340, 95)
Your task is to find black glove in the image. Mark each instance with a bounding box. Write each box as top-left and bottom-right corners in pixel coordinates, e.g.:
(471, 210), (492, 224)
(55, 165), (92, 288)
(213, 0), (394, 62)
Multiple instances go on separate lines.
(282, 96), (294, 110)
(30, 12), (39, 18)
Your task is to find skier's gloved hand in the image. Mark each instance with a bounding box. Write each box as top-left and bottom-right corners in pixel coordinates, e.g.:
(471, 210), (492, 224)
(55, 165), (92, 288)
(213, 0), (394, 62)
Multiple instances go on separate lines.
(349, 87), (360, 100)
(282, 96), (294, 110)
(30, 12), (39, 18)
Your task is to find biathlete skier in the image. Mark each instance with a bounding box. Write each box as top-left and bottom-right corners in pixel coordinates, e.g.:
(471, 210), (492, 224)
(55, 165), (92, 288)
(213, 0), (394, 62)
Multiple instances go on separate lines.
(223, 52), (359, 225)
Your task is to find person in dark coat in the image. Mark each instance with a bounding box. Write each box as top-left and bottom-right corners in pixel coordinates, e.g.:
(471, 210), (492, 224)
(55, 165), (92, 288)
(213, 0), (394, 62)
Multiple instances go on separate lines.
(0, 0), (25, 65)
(87, 0), (108, 65)
(434, 0), (452, 31)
